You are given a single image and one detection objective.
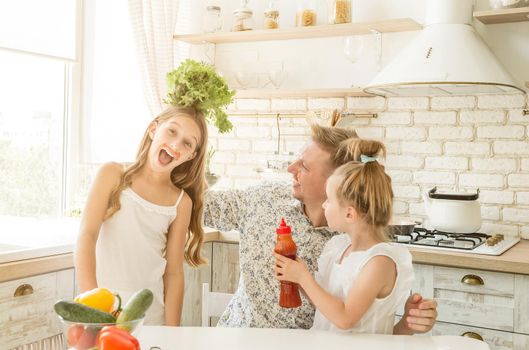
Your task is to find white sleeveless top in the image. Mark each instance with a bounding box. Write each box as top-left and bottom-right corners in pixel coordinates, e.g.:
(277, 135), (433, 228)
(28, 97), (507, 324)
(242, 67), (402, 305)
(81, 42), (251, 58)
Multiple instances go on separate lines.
(311, 234), (414, 334)
(95, 187), (185, 325)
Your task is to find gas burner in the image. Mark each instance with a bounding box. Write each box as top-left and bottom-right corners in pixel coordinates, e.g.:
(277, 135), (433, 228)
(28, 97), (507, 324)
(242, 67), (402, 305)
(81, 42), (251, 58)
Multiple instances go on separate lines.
(392, 228), (490, 251)
(391, 228), (521, 256)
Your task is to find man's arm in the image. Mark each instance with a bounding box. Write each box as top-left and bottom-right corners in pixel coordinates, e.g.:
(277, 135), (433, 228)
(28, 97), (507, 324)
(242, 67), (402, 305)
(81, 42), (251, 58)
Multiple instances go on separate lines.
(393, 294), (438, 335)
(203, 188), (250, 233)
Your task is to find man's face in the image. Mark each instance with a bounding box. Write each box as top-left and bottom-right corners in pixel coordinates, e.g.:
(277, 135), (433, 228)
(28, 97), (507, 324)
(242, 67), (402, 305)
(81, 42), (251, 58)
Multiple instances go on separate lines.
(287, 141), (334, 207)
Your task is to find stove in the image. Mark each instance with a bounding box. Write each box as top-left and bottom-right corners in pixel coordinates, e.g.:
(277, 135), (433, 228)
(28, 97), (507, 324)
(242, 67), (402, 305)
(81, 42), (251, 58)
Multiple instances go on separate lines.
(392, 228), (520, 256)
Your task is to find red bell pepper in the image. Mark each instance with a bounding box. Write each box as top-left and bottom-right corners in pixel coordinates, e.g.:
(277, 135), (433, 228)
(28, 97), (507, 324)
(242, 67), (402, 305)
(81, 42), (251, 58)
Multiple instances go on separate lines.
(97, 326), (140, 350)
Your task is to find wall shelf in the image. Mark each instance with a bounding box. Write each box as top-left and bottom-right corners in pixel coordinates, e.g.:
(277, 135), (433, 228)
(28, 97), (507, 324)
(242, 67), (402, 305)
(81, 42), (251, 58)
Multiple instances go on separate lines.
(474, 6), (529, 24)
(173, 18), (421, 44)
(235, 88), (372, 99)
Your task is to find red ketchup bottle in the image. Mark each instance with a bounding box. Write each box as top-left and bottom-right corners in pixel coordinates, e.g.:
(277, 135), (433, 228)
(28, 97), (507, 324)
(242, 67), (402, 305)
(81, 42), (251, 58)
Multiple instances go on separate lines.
(274, 218), (302, 308)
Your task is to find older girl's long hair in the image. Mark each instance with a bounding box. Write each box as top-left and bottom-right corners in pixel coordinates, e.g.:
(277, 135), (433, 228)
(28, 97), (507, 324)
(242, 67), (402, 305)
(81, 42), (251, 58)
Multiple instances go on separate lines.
(332, 139), (393, 242)
(105, 106), (208, 266)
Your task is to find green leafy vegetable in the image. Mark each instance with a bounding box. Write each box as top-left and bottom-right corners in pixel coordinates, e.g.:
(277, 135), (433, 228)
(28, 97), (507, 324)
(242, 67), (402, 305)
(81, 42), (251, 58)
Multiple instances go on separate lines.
(164, 59), (235, 133)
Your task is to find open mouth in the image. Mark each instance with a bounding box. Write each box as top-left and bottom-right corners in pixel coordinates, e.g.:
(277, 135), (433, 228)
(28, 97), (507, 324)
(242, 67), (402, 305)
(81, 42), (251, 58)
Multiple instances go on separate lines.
(158, 146), (181, 166)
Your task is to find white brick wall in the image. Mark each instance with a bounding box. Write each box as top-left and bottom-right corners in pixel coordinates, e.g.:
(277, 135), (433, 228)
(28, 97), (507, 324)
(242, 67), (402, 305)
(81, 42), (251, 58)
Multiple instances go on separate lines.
(271, 98), (306, 111)
(460, 110), (505, 124)
(414, 111), (457, 125)
(209, 94), (529, 237)
(431, 96), (476, 110)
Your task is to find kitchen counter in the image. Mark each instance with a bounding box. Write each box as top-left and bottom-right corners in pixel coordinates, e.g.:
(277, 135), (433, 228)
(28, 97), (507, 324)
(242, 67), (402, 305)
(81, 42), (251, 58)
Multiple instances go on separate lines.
(138, 326), (489, 350)
(0, 227), (226, 282)
(408, 239), (529, 275)
(2, 227), (527, 282)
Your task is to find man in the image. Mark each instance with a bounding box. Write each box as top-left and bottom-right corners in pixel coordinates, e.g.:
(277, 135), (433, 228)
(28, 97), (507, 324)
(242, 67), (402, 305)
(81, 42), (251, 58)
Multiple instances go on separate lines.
(204, 124), (437, 333)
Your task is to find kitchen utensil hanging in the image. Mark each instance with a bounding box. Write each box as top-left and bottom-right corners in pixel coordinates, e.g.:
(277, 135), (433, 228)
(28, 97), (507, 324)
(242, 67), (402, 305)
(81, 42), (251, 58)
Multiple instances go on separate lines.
(305, 109), (377, 127)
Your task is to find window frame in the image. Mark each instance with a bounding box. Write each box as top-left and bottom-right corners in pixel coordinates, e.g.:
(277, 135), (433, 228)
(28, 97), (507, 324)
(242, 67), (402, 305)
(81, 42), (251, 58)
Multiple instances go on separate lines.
(0, 0), (83, 218)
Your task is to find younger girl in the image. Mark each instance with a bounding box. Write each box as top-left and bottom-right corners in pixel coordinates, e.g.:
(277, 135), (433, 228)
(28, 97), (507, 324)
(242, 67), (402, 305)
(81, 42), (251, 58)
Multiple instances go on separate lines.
(274, 139), (413, 334)
(75, 105), (208, 326)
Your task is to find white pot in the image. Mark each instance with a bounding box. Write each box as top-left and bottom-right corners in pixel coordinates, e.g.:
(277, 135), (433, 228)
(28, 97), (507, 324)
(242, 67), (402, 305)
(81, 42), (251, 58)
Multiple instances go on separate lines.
(423, 187), (481, 233)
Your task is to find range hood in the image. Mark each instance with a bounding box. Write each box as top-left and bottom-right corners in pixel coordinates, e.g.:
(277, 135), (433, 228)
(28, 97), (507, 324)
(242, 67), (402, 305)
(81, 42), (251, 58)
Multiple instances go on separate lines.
(363, 0), (525, 97)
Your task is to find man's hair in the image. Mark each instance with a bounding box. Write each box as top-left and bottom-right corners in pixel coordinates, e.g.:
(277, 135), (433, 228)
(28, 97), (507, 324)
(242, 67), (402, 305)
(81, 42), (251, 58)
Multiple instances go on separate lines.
(309, 124), (359, 168)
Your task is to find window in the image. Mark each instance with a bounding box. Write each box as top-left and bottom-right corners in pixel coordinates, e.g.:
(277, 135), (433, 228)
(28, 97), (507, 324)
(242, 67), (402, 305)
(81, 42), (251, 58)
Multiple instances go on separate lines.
(0, 0), (152, 221)
(0, 52), (70, 217)
(0, 0), (80, 219)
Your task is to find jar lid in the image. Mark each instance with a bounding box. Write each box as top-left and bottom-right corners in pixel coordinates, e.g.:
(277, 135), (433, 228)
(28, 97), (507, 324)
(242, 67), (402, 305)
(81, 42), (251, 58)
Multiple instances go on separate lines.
(233, 8), (253, 15)
(264, 9), (279, 16)
(207, 5), (221, 11)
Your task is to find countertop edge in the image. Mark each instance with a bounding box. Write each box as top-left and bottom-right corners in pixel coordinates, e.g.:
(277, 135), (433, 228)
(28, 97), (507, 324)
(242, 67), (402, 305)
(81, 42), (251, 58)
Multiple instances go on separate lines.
(0, 228), (230, 282)
(0, 253), (74, 282)
(409, 239), (529, 275)
(2, 232), (527, 282)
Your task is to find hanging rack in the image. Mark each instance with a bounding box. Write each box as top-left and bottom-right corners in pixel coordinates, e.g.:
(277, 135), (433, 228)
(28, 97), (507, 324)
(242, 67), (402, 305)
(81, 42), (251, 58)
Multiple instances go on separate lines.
(227, 110), (378, 119)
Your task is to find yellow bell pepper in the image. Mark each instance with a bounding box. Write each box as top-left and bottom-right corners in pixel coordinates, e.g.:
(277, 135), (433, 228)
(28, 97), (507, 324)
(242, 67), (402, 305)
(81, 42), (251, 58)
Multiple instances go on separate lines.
(74, 287), (115, 313)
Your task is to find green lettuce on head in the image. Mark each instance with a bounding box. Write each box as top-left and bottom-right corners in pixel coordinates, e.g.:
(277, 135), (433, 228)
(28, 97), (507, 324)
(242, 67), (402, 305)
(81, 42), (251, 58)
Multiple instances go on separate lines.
(164, 59), (235, 133)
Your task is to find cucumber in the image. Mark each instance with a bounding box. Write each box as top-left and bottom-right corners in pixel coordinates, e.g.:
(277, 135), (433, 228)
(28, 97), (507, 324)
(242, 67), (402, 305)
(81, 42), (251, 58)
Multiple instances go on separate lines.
(54, 300), (116, 323)
(116, 289), (153, 323)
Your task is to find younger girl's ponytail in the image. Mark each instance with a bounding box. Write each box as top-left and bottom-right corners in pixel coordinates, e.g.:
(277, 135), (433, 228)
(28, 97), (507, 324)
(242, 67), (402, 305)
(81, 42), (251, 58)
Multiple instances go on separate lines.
(332, 139), (393, 241)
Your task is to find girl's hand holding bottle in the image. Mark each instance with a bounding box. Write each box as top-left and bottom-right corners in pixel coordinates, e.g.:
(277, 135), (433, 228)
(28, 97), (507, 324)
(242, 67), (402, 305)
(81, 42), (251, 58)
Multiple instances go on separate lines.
(273, 253), (311, 286)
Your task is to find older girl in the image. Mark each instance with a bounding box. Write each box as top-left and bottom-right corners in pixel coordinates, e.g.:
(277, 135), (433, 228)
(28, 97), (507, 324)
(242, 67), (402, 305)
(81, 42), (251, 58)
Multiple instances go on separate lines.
(75, 105), (208, 326)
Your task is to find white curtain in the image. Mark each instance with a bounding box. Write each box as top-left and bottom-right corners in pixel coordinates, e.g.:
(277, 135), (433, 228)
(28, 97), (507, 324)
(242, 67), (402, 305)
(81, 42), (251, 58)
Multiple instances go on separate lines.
(128, 0), (179, 117)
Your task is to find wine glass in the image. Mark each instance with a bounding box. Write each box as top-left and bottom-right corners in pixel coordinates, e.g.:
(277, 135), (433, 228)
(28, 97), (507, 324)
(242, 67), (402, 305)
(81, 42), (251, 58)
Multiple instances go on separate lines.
(268, 62), (288, 89)
(234, 70), (252, 89)
(343, 36), (364, 63)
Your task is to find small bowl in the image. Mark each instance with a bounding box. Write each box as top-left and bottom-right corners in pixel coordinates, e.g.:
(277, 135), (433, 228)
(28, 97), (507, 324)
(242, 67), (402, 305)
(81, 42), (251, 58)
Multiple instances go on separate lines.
(58, 316), (144, 350)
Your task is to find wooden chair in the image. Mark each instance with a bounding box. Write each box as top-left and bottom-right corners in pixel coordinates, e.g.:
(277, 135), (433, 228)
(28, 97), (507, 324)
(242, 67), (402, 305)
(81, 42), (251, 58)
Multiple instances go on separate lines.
(201, 283), (233, 327)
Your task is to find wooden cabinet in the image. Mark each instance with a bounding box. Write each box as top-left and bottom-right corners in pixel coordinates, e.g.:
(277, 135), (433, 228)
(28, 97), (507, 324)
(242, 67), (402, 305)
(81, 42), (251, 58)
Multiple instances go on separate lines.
(181, 241), (240, 326)
(412, 263), (529, 350)
(0, 268), (75, 349)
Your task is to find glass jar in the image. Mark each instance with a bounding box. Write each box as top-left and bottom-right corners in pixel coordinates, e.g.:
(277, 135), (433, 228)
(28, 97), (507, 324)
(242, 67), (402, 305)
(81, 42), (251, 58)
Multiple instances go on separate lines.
(264, 9), (279, 29)
(232, 0), (254, 31)
(328, 0), (351, 24)
(204, 5), (222, 33)
(296, 0), (317, 27)
(264, 0), (279, 29)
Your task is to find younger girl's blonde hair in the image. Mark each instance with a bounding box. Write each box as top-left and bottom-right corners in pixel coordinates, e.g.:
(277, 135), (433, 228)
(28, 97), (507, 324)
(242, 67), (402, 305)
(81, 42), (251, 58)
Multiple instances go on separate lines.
(332, 139), (393, 242)
(105, 106), (208, 267)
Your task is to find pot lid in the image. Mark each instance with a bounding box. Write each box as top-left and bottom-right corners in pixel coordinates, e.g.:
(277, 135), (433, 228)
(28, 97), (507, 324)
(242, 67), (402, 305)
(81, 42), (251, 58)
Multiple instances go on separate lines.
(428, 187), (479, 200)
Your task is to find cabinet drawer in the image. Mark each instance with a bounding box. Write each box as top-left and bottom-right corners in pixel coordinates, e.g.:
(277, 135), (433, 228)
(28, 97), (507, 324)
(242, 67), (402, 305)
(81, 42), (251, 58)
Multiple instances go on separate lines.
(0, 269), (75, 348)
(433, 321), (529, 350)
(434, 266), (514, 296)
(434, 266), (514, 331)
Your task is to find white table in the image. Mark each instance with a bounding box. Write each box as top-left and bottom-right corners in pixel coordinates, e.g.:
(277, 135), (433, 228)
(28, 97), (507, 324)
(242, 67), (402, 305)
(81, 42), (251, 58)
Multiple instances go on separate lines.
(138, 326), (490, 350)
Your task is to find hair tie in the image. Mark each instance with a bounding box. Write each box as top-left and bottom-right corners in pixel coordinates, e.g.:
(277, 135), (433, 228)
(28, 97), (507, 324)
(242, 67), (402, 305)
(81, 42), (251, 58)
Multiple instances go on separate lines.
(360, 155), (377, 164)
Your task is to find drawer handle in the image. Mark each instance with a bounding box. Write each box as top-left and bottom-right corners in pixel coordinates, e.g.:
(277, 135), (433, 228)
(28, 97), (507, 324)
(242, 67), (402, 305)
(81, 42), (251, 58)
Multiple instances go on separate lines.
(14, 283), (34, 297)
(461, 331), (484, 341)
(461, 274), (484, 286)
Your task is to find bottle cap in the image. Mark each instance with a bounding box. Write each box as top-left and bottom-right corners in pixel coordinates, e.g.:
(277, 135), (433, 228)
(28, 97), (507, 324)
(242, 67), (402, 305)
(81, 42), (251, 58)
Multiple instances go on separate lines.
(276, 218), (291, 235)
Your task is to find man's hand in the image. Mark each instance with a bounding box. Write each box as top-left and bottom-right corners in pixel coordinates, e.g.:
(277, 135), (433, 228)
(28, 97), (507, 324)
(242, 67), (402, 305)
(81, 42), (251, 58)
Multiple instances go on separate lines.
(395, 293), (438, 335)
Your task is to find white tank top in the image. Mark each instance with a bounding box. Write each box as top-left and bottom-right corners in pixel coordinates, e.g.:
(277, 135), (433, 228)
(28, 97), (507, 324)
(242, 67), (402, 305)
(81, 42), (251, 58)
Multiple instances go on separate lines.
(95, 187), (185, 325)
(311, 235), (414, 334)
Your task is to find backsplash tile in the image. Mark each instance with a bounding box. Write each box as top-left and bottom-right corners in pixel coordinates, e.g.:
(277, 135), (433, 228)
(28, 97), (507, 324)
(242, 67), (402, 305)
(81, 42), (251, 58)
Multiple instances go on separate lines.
(208, 94), (529, 238)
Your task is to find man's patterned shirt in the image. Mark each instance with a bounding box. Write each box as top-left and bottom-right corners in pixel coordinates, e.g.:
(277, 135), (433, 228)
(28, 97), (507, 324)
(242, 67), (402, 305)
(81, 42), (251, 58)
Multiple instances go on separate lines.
(204, 181), (337, 329)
